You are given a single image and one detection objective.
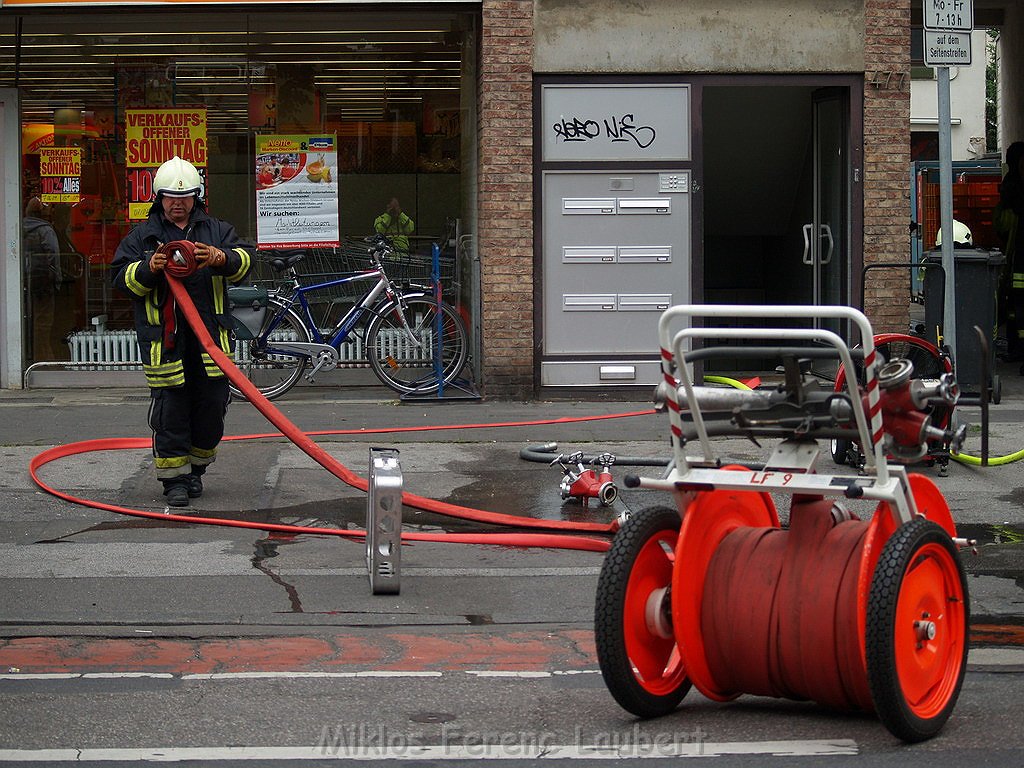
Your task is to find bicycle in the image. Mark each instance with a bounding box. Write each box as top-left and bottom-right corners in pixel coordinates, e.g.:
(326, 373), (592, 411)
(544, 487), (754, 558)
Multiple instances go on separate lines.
(229, 236), (469, 400)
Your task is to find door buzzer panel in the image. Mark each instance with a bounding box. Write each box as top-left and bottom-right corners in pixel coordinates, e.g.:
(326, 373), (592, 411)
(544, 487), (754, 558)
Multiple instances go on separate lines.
(539, 83), (692, 387)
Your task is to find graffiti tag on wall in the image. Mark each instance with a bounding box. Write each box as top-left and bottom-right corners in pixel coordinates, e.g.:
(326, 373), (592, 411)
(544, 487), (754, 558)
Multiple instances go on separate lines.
(551, 113), (656, 149)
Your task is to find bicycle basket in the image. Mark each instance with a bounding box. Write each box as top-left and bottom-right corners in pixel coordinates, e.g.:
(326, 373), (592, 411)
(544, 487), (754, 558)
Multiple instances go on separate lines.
(357, 235), (455, 288)
(247, 254), (285, 291)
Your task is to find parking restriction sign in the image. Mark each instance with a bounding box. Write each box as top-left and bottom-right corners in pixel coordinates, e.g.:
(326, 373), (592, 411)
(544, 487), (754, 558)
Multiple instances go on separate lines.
(923, 0), (973, 32)
(924, 29), (972, 66)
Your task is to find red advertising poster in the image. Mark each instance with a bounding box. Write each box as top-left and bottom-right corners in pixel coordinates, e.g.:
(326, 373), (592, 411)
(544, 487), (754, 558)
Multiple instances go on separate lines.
(125, 108), (207, 220)
(39, 146), (81, 203)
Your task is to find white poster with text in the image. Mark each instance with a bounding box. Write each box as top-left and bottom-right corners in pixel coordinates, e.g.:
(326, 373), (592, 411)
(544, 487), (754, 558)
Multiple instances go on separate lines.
(255, 134), (339, 249)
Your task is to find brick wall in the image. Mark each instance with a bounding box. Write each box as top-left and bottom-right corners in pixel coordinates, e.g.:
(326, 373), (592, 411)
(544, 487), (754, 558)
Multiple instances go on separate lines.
(863, 0), (912, 333)
(474, 1), (912, 394)
(478, 0), (535, 399)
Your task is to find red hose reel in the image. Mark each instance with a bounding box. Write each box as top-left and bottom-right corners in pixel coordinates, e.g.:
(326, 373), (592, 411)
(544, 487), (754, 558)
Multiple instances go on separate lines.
(595, 304), (972, 743)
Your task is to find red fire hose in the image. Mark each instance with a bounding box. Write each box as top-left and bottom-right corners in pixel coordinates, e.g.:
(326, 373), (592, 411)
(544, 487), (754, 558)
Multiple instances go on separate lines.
(29, 243), (652, 552)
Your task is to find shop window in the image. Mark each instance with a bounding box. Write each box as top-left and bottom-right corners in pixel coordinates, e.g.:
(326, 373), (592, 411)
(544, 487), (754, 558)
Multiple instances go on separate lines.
(0, 8), (470, 364)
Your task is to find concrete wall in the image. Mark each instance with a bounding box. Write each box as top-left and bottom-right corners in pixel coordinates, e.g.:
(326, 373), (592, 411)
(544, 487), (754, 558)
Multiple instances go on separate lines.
(1000, 4), (1024, 148)
(534, 0), (864, 73)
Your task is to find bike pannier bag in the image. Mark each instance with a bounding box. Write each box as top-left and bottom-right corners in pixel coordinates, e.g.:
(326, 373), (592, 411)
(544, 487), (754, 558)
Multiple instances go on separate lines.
(227, 286), (269, 340)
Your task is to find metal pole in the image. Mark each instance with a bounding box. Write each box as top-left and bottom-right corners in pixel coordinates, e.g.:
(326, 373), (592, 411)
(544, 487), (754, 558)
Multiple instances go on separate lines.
(433, 242), (443, 397)
(937, 66), (958, 364)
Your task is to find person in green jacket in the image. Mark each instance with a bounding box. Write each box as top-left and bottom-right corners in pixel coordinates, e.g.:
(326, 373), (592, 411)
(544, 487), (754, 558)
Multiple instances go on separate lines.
(373, 197), (415, 254)
(994, 141), (1024, 369)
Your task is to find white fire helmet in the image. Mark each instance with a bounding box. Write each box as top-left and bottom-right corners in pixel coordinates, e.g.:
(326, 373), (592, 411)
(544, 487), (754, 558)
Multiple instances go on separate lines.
(152, 156), (202, 198)
(935, 220), (972, 248)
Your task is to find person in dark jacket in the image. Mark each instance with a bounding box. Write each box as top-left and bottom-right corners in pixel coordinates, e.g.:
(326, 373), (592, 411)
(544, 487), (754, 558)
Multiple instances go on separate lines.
(112, 156), (253, 507)
(23, 196), (62, 360)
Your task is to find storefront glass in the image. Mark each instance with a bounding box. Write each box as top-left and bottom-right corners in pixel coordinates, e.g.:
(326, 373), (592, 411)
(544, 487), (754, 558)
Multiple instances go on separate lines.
(1, 7), (470, 365)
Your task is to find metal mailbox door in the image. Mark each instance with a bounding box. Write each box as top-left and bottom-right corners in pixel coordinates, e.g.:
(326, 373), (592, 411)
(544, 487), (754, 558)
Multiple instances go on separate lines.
(541, 170), (691, 387)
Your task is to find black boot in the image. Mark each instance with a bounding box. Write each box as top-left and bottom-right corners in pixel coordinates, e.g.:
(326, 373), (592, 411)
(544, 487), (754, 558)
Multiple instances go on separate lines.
(186, 472), (204, 499)
(162, 478), (190, 507)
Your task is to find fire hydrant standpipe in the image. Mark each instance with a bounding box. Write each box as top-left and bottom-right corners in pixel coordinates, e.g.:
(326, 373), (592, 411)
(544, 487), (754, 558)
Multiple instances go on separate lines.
(552, 451), (618, 507)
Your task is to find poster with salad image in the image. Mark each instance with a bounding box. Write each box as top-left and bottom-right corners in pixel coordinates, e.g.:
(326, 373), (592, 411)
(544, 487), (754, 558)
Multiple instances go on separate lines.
(254, 134), (339, 249)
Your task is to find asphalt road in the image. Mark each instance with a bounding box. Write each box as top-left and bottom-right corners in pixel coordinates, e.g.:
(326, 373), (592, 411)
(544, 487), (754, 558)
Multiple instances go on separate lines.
(0, 363), (1022, 766)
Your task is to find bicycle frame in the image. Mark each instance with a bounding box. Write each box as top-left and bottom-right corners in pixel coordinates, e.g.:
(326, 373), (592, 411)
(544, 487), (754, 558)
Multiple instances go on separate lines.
(260, 260), (421, 370)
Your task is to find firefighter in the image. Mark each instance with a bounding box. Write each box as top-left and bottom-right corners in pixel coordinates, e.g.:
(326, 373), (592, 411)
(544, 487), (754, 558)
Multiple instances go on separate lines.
(112, 156), (254, 507)
(934, 219), (973, 249)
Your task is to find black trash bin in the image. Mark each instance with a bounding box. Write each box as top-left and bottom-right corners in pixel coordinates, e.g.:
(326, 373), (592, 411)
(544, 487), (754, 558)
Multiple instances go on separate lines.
(922, 248), (1004, 400)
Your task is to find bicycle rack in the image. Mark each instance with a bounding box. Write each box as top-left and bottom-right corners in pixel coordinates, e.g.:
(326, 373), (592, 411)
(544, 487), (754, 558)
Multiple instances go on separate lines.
(400, 242), (480, 403)
(366, 447), (402, 594)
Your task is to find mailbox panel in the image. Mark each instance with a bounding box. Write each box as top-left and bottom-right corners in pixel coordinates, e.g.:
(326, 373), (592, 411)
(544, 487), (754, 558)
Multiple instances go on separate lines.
(542, 170), (691, 364)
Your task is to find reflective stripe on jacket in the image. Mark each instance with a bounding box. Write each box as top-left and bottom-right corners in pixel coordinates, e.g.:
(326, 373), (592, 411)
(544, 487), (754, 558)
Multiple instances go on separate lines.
(111, 205), (253, 388)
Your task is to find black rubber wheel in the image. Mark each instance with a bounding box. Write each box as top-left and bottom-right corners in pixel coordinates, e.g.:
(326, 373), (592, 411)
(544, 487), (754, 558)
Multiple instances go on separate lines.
(865, 518), (969, 742)
(831, 437), (852, 467)
(595, 505), (691, 718)
(230, 299), (310, 401)
(365, 295), (469, 394)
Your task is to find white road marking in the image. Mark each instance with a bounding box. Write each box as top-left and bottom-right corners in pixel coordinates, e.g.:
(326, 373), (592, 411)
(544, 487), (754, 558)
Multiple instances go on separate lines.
(183, 670), (443, 680)
(0, 739), (859, 761)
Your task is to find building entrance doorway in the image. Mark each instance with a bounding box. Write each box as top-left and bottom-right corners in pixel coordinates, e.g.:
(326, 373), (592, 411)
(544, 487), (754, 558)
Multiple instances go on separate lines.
(702, 82), (860, 341)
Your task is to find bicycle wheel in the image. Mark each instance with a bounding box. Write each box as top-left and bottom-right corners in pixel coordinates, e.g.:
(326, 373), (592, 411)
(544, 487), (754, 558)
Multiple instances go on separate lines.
(365, 295), (468, 394)
(230, 299), (310, 401)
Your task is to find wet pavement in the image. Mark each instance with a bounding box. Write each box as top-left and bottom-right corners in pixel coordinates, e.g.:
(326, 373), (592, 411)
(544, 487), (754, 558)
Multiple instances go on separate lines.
(2, 362), (1024, 633)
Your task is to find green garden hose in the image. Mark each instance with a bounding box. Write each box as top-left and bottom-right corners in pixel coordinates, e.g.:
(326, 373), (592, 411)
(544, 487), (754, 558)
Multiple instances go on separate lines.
(952, 448), (1024, 466)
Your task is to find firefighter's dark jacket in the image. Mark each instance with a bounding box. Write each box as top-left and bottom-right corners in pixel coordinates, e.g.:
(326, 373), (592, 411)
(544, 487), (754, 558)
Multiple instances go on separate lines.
(111, 204), (253, 389)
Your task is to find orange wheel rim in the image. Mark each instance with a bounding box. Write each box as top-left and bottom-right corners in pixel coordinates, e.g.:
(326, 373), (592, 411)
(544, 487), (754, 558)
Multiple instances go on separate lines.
(893, 541), (967, 719)
(906, 474), (956, 538)
(623, 528), (686, 695)
(859, 473), (957, 667)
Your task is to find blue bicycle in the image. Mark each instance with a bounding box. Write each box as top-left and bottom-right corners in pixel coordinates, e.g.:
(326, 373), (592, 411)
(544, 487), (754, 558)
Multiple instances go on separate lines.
(230, 237), (469, 400)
